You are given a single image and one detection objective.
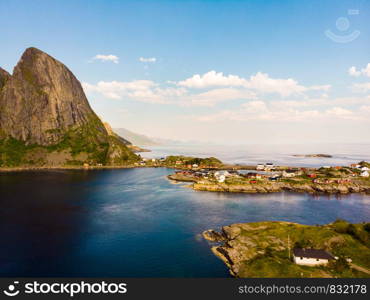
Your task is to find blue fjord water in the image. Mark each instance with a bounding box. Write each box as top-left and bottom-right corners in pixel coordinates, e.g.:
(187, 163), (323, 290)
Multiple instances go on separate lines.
(0, 168), (369, 277)
(142, 143), (370, 167)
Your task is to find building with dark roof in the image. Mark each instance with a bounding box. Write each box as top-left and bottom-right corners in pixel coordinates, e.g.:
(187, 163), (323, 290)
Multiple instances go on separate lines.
(293, 248), (335, 266)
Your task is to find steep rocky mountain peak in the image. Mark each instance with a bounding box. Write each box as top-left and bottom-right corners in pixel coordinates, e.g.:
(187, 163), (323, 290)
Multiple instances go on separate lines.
(0, 47), (101, 145)
(0, 47), (138, 167)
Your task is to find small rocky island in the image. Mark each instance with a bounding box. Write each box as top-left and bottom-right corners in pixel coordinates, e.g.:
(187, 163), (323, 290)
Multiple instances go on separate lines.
(203, 220), (370, 278)
(293, 154), (333, 158)
(168, 158), (370, 195)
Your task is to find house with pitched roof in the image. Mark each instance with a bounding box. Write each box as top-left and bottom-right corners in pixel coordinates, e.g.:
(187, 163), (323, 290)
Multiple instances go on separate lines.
(293, 248), (335, 266)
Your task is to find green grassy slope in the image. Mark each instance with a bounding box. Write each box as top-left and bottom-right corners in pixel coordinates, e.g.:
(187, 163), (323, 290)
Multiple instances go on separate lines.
(215, 220), (370, 278)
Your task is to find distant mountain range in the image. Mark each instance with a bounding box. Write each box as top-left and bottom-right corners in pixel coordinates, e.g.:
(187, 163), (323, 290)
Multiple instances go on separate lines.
(113, 128), (160, 147)
(0, 47), (139, 167)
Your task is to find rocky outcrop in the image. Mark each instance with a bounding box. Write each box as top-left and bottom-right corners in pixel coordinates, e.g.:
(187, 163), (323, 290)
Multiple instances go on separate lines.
(203, 221), (370, 278)
(0, 47), (138, 167)
(168, 174), (199, 182)
(293, 154), (332, 158)
(192, 181), (370, 195)
(0, 68), (10, 91)
(202, 229), (226, 242)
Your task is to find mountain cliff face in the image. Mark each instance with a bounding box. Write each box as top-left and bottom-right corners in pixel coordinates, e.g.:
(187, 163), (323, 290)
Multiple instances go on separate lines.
(0, 47), (138, 167)
(0, 68), (10, 91)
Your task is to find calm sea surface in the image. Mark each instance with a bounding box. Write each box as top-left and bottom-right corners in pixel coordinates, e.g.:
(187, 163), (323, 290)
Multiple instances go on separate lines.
(0, 167), (369, 277)
(142, 143), (370, 167)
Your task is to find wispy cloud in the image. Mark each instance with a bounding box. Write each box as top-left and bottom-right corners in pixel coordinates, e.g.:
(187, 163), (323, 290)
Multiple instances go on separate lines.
(352, 82), (370, 92)
(82, 80), (185, 104)
(92, 54), (119, 64)
(182, 88), (257, 107)
(194, 99), (367, 123)
(139, 57), (157, 63)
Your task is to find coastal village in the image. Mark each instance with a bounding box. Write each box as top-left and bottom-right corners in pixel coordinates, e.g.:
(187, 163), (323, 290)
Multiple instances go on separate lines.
(161, 156), (370, 194)
(133, 155), (370, 278)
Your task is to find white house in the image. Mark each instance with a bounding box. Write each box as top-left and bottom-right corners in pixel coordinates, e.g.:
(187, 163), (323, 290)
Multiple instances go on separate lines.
(282, 170), (297, 178)
(214, 171), (230, 183)
(293, 248), (335, 266)
(217, 175), (226, 183)
(220, 170), (230, 177)
(361, 171), (369, 177)
(360, 166), (370, 171)
(265, 163), (274, 170)
(256, 164), (265, 170)
(215, 170), (230, 177)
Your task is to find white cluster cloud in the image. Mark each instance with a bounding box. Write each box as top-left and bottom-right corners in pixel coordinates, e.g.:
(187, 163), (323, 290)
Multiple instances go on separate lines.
(82, 61), (370, 142)
(349, 63), (370, 92)
(245, 72), (306, 96)
(92, 54), (119, 64)
(178, 71), (247, 89)
(348, 66), (361, 77)
(348, 63), (370, 77)
(83, 69), (336, 110)
(83, 68), (334, 107)
(82, 66), (370, 143)
(176, 70), (330, 97)
(139, 57), (157, 63)
(82, 80), (185, 104)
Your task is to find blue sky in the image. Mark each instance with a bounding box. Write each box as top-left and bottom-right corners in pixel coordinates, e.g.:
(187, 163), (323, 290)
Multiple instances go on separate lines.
(1, 0), (370, 143)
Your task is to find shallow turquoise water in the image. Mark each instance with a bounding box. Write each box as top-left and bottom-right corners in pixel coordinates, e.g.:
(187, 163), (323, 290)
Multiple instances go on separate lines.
(0, 168), (369, 277)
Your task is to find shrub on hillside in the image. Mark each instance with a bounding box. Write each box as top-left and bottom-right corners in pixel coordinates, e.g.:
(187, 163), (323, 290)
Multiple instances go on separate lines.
(332, 219), (350, 234)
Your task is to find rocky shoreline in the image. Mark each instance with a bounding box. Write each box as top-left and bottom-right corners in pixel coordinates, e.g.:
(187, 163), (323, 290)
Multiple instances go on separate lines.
(202, 221), (370, 278)
(192, 181), (370, 194)
(0, 165), (137, 173)
(168, 174), (370, 195)
(168, 159), (370, 195)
